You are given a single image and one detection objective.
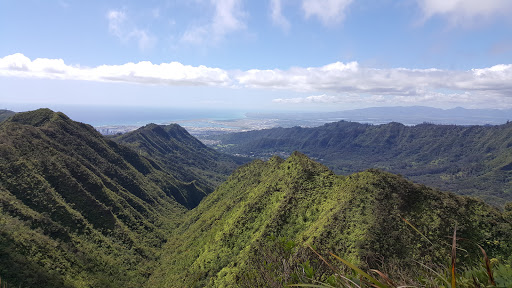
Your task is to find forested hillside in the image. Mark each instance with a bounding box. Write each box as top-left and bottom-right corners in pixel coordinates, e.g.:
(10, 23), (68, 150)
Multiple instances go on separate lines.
(0, 109), (15, 122)
(149, 152), (512, 287)
(114, 123), (248, 196)
(1, 110), (511, 288)
(209, 121), (512, 206)
(0, 109), (201, 287)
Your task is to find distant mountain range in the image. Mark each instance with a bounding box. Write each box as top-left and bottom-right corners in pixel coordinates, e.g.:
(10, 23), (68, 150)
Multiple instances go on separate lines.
(0, 109), (243, 287)
(149, 152), (512, 287)
(1, 109), (511, 287)
(208, 120), (512, 207)
(0, 109), (15, 122)
(246, 106), (512, 127)
(113, 123), (248, 196)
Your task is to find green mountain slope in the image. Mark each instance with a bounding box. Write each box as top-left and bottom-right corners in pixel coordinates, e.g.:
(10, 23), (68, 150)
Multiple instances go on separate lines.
(0, 109), (202, 287)
(209, 121), (512, 206)
(148, 152), (512, 287)
(0, 109), (15, 122)
(114, 123), (248, 196)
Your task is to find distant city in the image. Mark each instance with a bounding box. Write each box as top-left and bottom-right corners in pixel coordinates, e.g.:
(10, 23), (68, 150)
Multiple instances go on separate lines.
(94, 106), (512, 142)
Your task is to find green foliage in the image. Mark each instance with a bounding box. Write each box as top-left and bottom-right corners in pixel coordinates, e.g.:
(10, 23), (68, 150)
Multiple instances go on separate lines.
(114, 123), (249, 204)
(301, 261), (315, 279)
(209, 120), (512, 207)
(2, 109), (511, 288)
(291, 228), (512, 288)
(149, 152), (512, 287)
(0, 110), (15, 122)
(0, 109), (196, 287)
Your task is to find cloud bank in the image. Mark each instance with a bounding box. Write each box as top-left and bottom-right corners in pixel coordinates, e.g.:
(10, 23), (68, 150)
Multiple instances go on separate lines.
(107, 9), (156, 51)
(302, 0), (354, 26)
(0, 53), (230, 86)
(181, 0), (246, 44)
(1, 53), (511, 108)
(270, 0), (290, 31)
(417, 0), (512, 26)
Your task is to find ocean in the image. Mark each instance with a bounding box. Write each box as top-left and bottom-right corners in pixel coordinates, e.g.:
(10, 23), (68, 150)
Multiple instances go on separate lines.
(15, 105), (247, 127)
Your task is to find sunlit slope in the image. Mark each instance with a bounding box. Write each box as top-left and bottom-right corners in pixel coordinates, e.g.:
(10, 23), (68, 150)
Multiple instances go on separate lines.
(0, 109), (15, 122)
(210, 121), (512, 206)
(115, 123), (248, 202)
(0, 109), (199, 287)
(149, 152), (512, 287)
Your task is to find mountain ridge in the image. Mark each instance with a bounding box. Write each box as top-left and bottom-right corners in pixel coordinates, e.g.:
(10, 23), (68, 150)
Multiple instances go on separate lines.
(2, 109), (511, 287)
(246, 106), (512, 126)
(0, 109), (15, 122)
(0, 108), (202, 287)
(149, 152), (512, 287)
(114, 122), (248, 197)
(209, 120), (512, 207)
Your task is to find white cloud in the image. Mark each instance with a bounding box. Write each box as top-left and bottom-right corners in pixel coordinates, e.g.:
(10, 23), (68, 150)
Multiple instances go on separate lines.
(237, 62), (512, 108)
(417, 0), (512, 26)
(107, 10), (127, 38)
(182, 0), (246, 45)
(236, 61), (359, 91)
(212, 0), (246, 36)
(107, 9), (156, 51)
(273, 94), (338, 104)
(129, 29), (156, 51)
(1, 53), (512, 108)
(272, 92), (481, 108)
(182, 26), (210, 45)
(270, 0), (290, 31)
(302, 0), (354, 26)
(0, 53), (230, 86)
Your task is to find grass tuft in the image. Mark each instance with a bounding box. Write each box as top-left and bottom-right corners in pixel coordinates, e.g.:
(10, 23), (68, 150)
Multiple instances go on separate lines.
(451, 223), (457, 288)
(478, 244), (496, 286)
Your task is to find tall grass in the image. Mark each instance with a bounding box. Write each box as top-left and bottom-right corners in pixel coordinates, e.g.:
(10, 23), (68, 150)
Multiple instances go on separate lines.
(288, 220), (512, 288)
(0, 276), (15, 288)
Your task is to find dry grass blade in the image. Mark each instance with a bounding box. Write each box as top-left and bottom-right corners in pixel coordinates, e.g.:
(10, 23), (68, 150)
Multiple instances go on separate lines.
(301, 243), (363, 288)
(400, 216), (434, 246)
(444, 236), (469, 254)
(287, 284), (334, 288)
(477, 244), (496, 286)
(451, 224), (457, 288)
(370, 269), (396, 288)
(338, 274), (361, 288)
(308, 278), (338, 288)
(305, 242), (338, 275)
(329, 252), (389, 288)
(414, 260), (451, 287)
(472, 275), (481, 288)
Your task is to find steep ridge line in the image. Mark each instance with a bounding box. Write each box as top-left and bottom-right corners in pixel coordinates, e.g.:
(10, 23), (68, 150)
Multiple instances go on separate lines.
(149, 152), (512, 287)
(209, 121), (512, 207)
(0, 108), (201, 287)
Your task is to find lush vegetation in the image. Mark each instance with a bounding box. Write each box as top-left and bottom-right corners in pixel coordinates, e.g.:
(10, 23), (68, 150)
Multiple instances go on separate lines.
(0, 109), (199, 287)
(114, 123), (248, 198)
(0, 110), (15, 122)
(148, 152), (512, 287)
(208, 121), (512, 207)
(1, 110), (511, 287)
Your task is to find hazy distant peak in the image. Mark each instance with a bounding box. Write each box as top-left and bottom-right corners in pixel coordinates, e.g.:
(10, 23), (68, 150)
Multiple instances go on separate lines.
(0, 109), (15, 122)
(9, 108), (70, 127)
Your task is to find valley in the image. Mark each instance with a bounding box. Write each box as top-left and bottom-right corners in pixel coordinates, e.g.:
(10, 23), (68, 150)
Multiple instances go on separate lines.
(207, 120), (512, 208)
(4, 2), (512, 287)
(0, 109), (511, 287)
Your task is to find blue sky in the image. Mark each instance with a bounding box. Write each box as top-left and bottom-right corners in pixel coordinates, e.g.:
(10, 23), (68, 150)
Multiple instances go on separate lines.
(1, 0), (512, 112)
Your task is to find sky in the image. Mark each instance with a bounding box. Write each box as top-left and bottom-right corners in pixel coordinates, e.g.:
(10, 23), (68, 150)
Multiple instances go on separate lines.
(1, 0), (512, 112)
